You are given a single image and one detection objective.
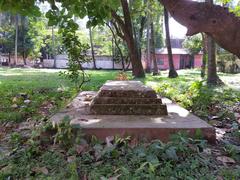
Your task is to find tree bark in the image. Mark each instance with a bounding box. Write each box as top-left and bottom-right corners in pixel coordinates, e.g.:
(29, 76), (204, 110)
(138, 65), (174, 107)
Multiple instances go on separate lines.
(206, 0), (222, 85)
(207, 35), (220, 85)
(164, 7), (178, 78)
(150, 22), (159, 76)
(89, 27), (97, 69)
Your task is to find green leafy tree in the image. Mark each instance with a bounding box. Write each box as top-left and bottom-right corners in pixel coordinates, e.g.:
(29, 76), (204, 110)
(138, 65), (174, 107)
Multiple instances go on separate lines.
(183, 34), (202, 55)
(27, 16), (48, 59)
(0, 17), (15, 64)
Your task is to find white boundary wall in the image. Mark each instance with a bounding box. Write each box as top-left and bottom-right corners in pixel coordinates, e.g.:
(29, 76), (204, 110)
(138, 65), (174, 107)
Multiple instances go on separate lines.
(43, 54), (129, 69)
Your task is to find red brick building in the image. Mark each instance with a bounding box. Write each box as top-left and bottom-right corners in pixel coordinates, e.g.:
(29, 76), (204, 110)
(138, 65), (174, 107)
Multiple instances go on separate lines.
(143, 39), (203, 70)
(143, 48), (203, 70)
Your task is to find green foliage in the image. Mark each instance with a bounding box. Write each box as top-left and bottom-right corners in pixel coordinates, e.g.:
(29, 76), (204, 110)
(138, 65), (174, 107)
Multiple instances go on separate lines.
(26, 16), (48, 59)
(53, 116), (83, 147)
(0, 68), (119, 123)
(0, 68), (77, 123)
(0, 0), (41, 16)
(1, 68), (240, 179)
(78, 134), (212, 179)
(92, 26), (113, 56)
(0, 22), (15, 55)
(148, 70), (240, 121)
(46, 8), (91, 89)
(183, 34), (203, 55)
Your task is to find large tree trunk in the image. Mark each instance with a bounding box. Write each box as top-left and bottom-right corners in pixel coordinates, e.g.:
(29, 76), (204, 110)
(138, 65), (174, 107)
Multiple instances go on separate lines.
(150, 22), (159, 76)
(160, 0), (240, 59)
(164, 7), (178, 78)
(89, 27), (97, 70)
(206, 0), (222, 85)
(121, 0), (145, 78)
(112, 0), (145, 78)
(207, 35), (221, 85)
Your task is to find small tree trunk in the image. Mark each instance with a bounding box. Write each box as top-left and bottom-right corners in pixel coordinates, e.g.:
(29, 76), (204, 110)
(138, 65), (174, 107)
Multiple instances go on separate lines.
(52, 27), (57, 68)
(22, 17), (27, 65)
(207, 36), (221, 85)
(150, 22), (159, 76)
(138, 16), (146, 63)
(107, 23), (125, 71)
(89, 27), (97, 69)
(14, 14), (18, 66)
(201, 33), (207, 78)
(8, 52), (11, 65)
(164, 7), (178, 78)
(206, 0), (222, 85)
(146, 10), (151, 73)
(112, 37), (115, 69)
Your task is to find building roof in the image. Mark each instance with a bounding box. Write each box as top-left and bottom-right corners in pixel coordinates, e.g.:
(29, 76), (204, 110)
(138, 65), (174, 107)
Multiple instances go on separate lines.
(155, 48), (189, 55)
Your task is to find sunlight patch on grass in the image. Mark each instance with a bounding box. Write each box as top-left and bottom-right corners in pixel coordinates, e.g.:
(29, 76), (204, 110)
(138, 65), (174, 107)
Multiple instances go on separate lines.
(0, 73), (23, 76)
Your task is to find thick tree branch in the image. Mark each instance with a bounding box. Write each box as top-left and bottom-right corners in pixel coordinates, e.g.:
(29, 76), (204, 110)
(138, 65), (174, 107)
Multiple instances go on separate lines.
(110, 20), (125, 40)
(160, 0), (240, 58)
(111, 11), (126, 32)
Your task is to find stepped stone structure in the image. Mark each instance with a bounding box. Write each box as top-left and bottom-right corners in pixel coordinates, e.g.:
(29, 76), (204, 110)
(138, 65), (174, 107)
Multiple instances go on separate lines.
(90, 81), (168, 115)
(51, 81), (216, 143)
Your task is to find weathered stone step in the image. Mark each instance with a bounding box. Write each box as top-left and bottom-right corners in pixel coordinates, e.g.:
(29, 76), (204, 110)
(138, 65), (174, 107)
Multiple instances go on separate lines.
(99, 81), (157, 98)
(91, 97), (162, 105)
(98, 90), (157, 98)
(90, 104), (168, 115)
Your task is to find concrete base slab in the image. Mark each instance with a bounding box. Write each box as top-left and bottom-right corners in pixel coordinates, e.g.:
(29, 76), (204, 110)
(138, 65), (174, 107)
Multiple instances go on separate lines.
(51, 91), (216, 143)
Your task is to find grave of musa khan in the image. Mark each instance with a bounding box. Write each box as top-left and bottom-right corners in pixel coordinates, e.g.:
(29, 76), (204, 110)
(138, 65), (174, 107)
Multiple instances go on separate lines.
(51, 80), (216, 143)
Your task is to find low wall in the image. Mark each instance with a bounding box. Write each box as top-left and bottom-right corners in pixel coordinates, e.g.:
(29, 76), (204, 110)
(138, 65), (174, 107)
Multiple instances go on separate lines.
(43, 55), (129, 70)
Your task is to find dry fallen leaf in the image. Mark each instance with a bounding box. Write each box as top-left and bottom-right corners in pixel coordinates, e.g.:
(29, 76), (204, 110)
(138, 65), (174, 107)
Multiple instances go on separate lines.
(76, 144), (89, 154)
(12, 97), (18, 103)
(11, 104), (18, 108)
(216, 175), (224, 180)
(109, 174), (121, 180)
(106, 136), (114, 147)
(217, 156), (235, 164)
(32, 167), (49, 175)
(203, 148), (211, 155)
(67, 156), (76, 163)
(129, 138), (138, 148)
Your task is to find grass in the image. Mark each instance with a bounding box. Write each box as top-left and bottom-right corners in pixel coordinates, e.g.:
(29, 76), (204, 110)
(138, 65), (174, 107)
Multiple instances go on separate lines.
(0, 67), (240, 179)
(0, 68), (118, 123)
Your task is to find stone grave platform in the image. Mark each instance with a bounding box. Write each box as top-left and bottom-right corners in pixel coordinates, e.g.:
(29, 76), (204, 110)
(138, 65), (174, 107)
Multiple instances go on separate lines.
(90, 81), (168, 115)
(51, 82), (216, 143)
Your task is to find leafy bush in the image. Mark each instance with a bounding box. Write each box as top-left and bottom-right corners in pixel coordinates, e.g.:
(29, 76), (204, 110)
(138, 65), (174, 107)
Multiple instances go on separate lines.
(156, 80), (239, 121)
